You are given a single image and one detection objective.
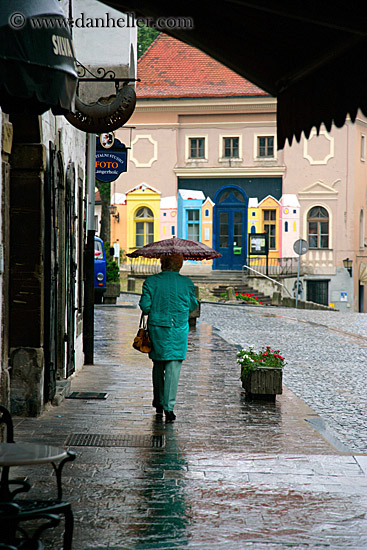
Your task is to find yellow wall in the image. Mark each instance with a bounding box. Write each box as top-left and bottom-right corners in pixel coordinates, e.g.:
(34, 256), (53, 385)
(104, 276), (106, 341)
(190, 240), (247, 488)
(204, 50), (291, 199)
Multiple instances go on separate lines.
(201, 199), (214, 265)
(248, 206), (260, 234)
(126, 186), (161, 255)
(201, 199), (214, 248)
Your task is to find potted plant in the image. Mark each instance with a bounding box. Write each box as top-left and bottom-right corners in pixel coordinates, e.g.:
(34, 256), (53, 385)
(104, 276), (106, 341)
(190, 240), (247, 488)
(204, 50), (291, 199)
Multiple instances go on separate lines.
(103, 246), (121, 304)
(235, 292), (264, 305)
(237, 346), (286, 401)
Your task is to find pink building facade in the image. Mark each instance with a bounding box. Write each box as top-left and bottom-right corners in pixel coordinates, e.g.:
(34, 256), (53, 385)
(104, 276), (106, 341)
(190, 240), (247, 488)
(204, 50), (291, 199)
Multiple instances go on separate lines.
(111, 34), (367, 312)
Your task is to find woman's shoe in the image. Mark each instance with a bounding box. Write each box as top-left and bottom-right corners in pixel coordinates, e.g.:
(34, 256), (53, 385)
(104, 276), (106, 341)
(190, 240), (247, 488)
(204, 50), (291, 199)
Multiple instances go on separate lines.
(155, 405), (163, 415)
(164, 410), (176, 422)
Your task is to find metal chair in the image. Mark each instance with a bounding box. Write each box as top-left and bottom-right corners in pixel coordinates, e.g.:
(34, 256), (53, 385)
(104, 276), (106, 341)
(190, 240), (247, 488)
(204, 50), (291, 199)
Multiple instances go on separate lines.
(0, 407), (32, 500)
(0, 501), (60, 549)
(0, 406), (75, 550)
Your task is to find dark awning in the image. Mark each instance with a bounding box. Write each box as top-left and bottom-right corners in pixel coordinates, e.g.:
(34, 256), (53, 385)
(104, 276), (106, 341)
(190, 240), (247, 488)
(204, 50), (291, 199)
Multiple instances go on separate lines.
(100, 0), (367, 149)
(0, 0), (77, 115)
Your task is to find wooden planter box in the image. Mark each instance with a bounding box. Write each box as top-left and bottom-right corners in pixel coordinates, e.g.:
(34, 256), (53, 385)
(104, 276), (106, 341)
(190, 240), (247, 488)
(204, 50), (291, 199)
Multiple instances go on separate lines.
(103, 282), (120, 304)
(241, 366), (283, 401)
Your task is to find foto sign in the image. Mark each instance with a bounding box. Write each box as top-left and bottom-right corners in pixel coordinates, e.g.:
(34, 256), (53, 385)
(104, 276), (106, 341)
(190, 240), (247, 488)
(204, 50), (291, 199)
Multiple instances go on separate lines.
(95, 135), (128, 183)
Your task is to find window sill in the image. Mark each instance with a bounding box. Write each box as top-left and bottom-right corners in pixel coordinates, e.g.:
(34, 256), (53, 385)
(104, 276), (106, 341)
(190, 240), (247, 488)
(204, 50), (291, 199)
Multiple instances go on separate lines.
(186, 158), (208, 163)
(254, 156), (276, 161)
(218, 157), (243, 163)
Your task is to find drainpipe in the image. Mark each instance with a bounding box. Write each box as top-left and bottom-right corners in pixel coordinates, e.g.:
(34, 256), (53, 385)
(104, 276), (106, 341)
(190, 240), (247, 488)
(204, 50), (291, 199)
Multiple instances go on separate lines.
(84, 133), (96, 364)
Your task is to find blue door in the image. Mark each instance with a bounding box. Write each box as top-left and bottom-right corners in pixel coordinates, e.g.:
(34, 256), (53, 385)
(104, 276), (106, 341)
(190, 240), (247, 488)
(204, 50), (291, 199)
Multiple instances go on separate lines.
(214, 187), (247, 270)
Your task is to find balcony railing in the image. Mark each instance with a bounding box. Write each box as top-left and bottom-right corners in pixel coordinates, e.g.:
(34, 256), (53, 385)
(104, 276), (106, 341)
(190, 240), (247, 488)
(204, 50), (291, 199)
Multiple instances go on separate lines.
(128, 257), (161, 276)
(245, 256), (299, 277)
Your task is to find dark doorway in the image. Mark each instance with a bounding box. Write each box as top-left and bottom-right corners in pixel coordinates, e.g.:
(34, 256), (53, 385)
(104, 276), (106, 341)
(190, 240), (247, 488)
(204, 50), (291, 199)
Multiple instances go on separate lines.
(358, 283), (364, 313)
(306, 280), (329, 306)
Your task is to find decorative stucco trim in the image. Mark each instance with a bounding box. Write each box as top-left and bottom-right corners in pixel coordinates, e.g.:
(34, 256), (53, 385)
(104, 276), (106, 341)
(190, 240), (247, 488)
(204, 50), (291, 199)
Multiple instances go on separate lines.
(130, 135), (158, 167)
(303, 129), (334, 165)
(135, 96), (277, 114)
(174, 166), (285, 178)
(299, 179), (339, 199)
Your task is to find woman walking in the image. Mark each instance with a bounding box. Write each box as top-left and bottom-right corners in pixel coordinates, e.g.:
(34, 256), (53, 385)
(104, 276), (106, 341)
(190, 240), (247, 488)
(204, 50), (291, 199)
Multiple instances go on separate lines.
(139, 254), (198, 422)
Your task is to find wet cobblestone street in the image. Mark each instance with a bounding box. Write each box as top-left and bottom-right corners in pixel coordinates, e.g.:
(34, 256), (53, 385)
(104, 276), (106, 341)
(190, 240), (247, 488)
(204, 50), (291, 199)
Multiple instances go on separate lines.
(199, 303), (367, 454)
(10, 299), (367, 549)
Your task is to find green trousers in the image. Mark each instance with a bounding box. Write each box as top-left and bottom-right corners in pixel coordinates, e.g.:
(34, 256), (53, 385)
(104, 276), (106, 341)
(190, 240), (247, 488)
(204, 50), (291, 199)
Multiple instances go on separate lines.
(152, 360), (183, 412)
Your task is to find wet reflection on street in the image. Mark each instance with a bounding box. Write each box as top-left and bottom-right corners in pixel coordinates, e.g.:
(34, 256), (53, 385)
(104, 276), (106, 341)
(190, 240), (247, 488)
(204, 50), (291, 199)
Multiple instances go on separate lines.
(29, 302), (365, 549)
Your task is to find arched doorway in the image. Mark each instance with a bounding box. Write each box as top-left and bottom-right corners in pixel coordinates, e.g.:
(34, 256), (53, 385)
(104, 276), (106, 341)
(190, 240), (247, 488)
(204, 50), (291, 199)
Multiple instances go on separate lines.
(213, 186), (248, 270)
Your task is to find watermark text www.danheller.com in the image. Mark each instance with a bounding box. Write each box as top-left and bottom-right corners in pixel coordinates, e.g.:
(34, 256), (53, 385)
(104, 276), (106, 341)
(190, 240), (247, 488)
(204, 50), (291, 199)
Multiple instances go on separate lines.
(8, 12), (194, 31)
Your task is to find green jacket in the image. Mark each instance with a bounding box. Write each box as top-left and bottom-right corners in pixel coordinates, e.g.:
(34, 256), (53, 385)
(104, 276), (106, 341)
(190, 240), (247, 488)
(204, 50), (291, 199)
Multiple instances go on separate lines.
(139, 271), (198, 361)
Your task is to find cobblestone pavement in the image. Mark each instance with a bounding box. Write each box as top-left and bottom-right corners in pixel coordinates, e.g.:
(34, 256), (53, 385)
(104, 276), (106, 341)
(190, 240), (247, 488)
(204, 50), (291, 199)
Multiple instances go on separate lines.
(198, 302), (367, 454)
(9, 300), (367, 550)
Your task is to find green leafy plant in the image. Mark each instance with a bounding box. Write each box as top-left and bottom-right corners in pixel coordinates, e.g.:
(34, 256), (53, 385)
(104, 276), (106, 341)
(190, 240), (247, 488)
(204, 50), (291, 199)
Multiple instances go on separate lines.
(107, 259), (120, 282)
(105, 241), (120, 283)
(236, 292), (264, 305)
(237, 346), (286, 378)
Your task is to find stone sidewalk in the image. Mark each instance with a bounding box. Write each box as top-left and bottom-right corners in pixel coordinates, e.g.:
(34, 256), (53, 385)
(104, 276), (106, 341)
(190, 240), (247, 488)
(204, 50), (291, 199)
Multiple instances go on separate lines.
(11, 304), (367, 549)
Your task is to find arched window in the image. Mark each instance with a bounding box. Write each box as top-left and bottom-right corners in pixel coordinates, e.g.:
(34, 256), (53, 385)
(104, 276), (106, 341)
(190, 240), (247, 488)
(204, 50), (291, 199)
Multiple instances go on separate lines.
(307, 206), (329, 248)
(218, 188), (245, 203)
(135, 207), (154, 247)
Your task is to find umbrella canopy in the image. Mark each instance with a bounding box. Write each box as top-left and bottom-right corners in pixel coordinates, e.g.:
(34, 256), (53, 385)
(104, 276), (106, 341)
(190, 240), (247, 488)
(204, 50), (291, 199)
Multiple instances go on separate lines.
(0, 0), (77, 115)
(126, 238), (222, 261)
(101, 0), (367, 149)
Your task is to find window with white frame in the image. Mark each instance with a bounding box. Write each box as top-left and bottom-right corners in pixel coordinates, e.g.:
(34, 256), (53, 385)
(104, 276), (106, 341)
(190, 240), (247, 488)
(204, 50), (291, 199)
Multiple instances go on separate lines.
(361, 134), (366, 161)
(135, 207), (154, 247)
(307, 206), (329, 249)
(257, 136), (274, 158)
(223, 137), (239, 158)
(187, 209), (200, 241)
(360, 209), (365, 249)
(189, 138), (205, 159)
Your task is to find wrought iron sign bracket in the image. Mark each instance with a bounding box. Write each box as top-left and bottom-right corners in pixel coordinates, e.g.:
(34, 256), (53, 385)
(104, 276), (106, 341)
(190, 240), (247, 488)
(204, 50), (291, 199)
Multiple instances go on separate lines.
(76, 63), (140, 91)
(64, 61), (139, 133)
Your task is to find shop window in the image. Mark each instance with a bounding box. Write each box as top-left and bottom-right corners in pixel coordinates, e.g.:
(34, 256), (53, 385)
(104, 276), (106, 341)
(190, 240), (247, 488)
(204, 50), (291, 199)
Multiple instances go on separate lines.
(135, 207), (154, 247)
(307, 206), (329, 248)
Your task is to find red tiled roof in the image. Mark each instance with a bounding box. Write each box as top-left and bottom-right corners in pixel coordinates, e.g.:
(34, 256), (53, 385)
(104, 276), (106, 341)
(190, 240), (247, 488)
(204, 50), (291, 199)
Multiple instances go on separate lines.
(137, 34), (268, 99)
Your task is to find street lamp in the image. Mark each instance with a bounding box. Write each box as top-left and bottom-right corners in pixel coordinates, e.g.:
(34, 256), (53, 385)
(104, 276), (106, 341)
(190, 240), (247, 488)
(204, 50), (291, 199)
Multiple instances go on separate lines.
(343, 257), (353, 277)
(109, 205), (119, 223)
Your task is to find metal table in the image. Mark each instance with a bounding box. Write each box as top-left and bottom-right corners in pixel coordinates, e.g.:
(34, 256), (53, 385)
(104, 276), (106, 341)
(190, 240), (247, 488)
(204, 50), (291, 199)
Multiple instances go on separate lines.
(0, 442), (72, 501)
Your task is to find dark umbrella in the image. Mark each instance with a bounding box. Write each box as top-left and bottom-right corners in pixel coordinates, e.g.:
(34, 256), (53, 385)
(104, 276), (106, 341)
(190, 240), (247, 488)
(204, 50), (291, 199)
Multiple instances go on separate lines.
(126, 238), (222, 261)
(0, 0), (77, 115)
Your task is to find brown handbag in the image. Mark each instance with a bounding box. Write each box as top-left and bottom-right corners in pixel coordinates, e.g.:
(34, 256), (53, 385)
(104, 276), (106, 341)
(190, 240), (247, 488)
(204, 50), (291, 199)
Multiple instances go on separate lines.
(132, 314), (152, 353)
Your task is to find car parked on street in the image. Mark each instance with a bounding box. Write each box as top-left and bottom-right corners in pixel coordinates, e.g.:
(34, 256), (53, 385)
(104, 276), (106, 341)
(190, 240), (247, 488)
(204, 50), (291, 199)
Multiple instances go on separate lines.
(94, 236), (106, 304)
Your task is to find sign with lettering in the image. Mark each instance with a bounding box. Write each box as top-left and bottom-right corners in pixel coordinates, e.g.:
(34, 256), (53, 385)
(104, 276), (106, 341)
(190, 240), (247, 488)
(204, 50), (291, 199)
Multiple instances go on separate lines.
(95, 136), (128, 183)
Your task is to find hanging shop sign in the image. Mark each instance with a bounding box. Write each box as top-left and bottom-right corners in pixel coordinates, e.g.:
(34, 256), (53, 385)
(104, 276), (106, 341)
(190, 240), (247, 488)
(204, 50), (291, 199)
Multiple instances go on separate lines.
(95, 135), (128, 183)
